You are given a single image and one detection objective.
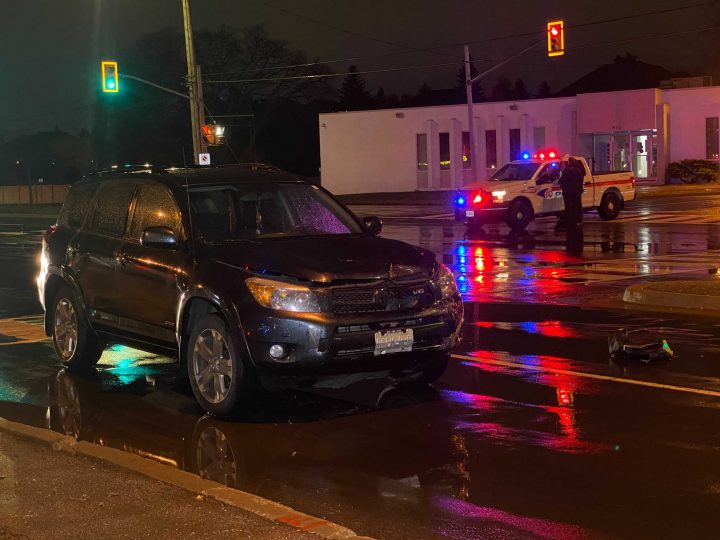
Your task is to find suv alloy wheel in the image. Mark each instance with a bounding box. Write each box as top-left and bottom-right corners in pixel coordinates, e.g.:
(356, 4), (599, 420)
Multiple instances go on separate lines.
(187, 314), (248, 417)
(51, 286), (105, 370)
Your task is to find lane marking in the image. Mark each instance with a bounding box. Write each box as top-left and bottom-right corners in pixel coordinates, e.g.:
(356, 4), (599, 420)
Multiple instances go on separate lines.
(0, 317), (49, 346)
(450, 352), (720, 398)
(0, 338), (50, 347)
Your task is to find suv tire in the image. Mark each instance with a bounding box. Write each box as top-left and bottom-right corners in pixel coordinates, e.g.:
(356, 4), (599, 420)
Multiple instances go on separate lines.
(505, 199), (534, 230)
(51, 285), (104, 371)
(187, 314), (248, 417)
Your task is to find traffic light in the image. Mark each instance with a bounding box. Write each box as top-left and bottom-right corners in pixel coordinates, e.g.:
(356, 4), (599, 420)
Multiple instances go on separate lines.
(547, 21), (564, 57)
(101, 61), (119, 93)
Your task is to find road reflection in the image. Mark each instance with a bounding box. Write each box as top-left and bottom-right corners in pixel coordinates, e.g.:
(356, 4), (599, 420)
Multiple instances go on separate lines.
(0, 358), (601, 538)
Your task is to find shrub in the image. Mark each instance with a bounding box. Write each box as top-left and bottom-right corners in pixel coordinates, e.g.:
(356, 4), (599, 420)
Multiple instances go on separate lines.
(666, 160), (720, 184)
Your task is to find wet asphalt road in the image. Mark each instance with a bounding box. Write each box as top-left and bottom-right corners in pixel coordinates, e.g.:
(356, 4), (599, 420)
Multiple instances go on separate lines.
(3, 192), (720, 539)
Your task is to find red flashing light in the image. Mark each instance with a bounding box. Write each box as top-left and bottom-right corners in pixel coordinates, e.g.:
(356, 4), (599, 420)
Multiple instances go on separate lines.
(550, 26), (559, 37)
(472, 193), (483, 204)
(548, 151), (557, 158)
(539, 153), (545, 160)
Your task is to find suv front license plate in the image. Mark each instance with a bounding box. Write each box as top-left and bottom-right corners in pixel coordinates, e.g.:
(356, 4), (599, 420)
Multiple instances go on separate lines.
(465, 210), (475, 217)
(374, 329), (414, 356)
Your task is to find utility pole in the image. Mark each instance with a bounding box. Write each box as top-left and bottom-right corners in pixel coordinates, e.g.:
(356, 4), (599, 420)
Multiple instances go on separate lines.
(464, 41), (541, 182)
(181, 0), (207, 165)
(464, 45), (477, 183)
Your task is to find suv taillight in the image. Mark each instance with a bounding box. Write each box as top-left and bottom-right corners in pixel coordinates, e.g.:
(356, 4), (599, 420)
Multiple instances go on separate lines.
(43, 224), (58, 243)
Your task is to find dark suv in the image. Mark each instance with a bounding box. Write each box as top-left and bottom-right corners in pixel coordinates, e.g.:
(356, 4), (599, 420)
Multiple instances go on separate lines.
(38, 165), (463, 416)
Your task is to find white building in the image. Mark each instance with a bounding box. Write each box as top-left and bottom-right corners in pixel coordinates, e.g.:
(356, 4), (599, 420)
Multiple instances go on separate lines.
(319, 86), (720, 194)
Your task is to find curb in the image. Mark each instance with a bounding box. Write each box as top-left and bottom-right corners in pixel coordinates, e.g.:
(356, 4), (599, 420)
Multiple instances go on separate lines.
(623, 284), (720, 311)
(0, 416), (374, 540)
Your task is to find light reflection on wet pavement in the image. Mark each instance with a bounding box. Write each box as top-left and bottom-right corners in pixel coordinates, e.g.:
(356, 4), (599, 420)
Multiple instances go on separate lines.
(3, 213), (720, 538)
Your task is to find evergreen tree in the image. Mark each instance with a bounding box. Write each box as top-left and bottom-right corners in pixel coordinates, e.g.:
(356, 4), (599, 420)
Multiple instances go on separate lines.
(375, 87), (387, 108)
(415, 83), (434, 106)
(511, 78), (529, 100)
(490, 77), (513, 101)
(536, 81), (552, 98)
(339, 65), (371, 110)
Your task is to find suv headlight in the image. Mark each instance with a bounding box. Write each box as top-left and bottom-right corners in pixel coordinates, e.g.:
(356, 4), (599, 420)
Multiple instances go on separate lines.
(437, 264), (459, 299)
(246, 277), (321, 313)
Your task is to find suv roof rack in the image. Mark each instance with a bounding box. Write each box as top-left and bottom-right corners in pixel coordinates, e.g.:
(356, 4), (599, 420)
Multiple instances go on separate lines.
(87, 162), (283, 179)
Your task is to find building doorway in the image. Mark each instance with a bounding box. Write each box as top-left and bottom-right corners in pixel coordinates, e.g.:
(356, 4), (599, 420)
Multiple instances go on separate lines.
(591, 131), (656, 179)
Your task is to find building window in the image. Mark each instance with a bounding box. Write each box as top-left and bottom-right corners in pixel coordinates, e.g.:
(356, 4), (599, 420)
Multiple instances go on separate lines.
(533, 126), (546, 150)
(486, 130), (497, 169)
(509, 128), (521, 161)
(439, 132), (450, 169)
(416, 134), (428, 170)
(706, 118), (719, 160)
(462, 132), (472, 169)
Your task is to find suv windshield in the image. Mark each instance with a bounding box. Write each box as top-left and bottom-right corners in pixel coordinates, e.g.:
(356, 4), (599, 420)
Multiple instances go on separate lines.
(490, 163), (541, 181)
(189, 182), (362, 241)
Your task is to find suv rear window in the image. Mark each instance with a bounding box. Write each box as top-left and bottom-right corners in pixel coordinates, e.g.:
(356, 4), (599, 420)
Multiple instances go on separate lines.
(59, 183), (99, 228)
(90, 181), (136, 236)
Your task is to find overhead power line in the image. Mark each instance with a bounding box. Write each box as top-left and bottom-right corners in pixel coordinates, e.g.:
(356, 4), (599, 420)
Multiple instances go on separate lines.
(203, 2), (709, 78)
(205, 62), (460, 83)
(204, 23), (720, 85)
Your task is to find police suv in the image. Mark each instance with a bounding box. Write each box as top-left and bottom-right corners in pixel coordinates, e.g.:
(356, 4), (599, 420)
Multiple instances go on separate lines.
(454, 151), (636, 229)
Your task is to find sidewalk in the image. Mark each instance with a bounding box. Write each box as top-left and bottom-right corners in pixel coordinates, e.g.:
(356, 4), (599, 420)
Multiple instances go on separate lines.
(624, 279), (720, 312)
(0, 430), (316, 540)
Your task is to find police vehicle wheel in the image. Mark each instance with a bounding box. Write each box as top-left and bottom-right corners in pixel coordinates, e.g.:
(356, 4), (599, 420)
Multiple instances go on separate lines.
(505, 200), (534, 230)
(598, 192), (621, 220)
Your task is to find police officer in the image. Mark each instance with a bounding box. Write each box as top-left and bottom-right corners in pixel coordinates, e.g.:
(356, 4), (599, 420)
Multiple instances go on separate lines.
(559, 156), (584, 226)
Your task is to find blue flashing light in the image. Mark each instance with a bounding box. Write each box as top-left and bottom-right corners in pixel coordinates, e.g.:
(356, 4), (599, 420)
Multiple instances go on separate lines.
(521, 152), (531, 160)
(456, 196), (465, 206)
(551, 162), (558, 168)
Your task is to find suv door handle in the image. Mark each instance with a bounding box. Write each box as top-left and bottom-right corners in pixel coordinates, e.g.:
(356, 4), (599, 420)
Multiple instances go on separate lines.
(117, 253), (130, 266)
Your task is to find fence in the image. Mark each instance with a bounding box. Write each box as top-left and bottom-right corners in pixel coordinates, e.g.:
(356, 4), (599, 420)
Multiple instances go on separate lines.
(0, 185), (69, 204)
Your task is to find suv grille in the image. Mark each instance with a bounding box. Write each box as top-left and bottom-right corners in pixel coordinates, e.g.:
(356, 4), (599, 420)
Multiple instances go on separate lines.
(331, 282), (435, 314)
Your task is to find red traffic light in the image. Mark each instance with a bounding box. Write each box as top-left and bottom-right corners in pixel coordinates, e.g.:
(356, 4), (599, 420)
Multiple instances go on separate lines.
(547, 20), (565, 57)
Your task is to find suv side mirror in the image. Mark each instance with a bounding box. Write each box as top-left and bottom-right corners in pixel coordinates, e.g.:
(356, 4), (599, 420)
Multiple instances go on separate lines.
(141, 226), (178, 249)
(362, 216), (382, 236)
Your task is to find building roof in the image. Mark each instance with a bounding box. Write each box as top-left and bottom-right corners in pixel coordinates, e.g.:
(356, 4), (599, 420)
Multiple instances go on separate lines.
(556, 55), (685, 97)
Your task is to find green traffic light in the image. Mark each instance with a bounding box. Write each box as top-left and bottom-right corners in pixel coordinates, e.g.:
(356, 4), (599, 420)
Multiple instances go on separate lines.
(101, 60), (119, 93)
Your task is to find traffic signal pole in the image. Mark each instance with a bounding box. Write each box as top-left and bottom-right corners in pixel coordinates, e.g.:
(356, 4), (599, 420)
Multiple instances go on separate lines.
(181, 0), (207, 165)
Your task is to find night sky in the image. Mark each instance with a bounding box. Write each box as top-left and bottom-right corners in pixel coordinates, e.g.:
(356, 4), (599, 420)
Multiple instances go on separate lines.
(0, 0), (713, 135)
